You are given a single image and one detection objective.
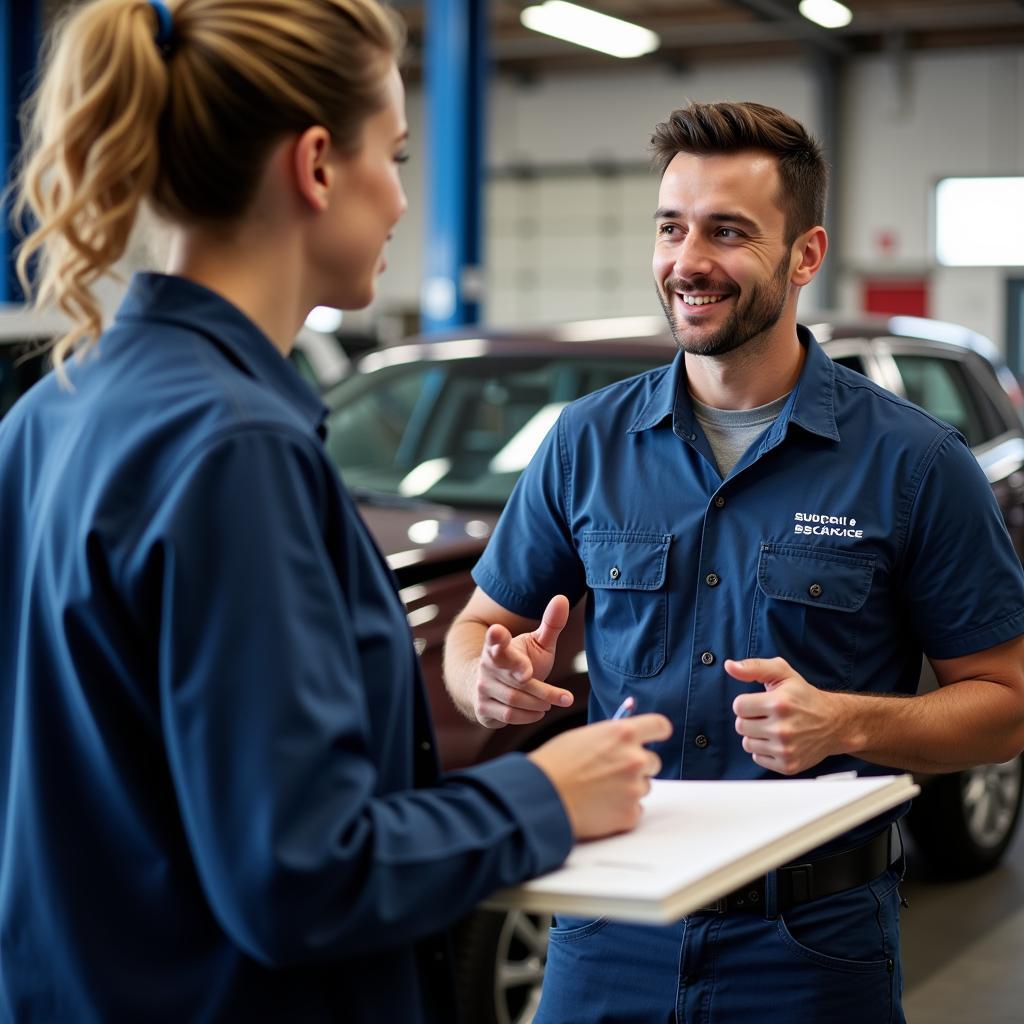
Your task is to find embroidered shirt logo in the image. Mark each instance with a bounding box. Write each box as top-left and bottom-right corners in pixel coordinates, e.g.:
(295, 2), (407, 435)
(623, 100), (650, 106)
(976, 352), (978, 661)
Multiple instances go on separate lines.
(793, 512), (864, 539)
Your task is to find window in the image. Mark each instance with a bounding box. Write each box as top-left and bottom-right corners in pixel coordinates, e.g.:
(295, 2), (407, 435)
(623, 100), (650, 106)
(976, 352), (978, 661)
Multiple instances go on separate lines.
(891, 354), (989, 447)
(935, 177), (1024, 267)
(325, 355), (663, 507)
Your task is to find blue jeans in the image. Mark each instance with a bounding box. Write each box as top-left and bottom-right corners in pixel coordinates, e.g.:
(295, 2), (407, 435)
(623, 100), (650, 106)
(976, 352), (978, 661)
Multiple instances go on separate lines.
(535, 867), (906, 1024)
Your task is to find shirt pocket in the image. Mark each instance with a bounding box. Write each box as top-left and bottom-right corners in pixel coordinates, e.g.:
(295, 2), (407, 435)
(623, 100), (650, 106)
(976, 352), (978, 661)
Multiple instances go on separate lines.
(748, 543), (876, 690)
(581, 531), (672, 678)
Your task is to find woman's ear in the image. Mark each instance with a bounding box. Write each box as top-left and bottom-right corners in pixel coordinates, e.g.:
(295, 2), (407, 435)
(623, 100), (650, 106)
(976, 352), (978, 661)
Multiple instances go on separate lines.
(292, 126), (334, 212)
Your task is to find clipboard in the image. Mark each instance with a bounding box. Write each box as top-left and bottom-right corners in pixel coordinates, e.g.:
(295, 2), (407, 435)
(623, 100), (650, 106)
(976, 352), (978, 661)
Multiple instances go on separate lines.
(485, 773), (918, 924)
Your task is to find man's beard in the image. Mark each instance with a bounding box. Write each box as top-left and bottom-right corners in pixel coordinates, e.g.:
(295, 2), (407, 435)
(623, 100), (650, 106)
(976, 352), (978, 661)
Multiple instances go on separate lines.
(657, 253), (791, 357)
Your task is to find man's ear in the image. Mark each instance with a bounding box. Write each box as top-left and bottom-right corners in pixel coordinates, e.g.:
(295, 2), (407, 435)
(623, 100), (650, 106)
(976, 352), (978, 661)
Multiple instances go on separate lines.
(292, 125), (334, 212)
(790, 226), (828, 286)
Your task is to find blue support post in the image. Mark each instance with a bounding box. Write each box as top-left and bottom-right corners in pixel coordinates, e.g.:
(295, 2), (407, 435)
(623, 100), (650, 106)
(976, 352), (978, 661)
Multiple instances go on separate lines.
(1, 0), (43, 302)
(421, 0), (487, 332)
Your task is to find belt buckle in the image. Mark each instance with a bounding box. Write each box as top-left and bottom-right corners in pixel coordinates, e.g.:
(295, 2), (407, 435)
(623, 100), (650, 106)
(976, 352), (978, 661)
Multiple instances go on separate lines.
(785, 863), (813, 905)
(703, 877), (766, 914)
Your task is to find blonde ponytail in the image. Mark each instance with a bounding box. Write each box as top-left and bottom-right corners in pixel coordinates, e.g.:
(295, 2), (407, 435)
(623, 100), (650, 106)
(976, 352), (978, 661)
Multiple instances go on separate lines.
(15, 0), (170, 377)
(14, 0), (404, 380)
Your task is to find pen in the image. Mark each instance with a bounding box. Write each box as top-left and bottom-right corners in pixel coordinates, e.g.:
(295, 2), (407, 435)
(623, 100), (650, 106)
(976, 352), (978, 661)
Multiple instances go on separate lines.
(611, 695), (635, 720)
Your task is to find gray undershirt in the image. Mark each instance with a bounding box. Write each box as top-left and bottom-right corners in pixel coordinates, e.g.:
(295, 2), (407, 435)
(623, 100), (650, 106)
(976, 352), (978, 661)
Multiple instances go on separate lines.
(691, 392), (791, 477)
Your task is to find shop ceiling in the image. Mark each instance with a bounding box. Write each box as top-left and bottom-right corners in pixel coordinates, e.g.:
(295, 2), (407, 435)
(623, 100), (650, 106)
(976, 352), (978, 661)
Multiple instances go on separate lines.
(396, 0), (1024, 76)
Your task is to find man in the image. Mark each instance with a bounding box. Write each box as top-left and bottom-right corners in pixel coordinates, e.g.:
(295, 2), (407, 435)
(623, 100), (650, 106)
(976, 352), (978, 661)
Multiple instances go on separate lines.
(443, 101), (1024, 1023)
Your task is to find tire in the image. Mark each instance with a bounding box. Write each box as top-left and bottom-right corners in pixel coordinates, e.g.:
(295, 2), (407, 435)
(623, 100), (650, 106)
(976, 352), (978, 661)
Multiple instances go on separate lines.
(454, 906), (551, 1024)
(906, 755), (1024, 878)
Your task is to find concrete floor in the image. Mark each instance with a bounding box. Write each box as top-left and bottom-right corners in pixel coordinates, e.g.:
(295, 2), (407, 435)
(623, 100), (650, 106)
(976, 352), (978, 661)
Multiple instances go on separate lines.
(902, 824), (1024, 1023)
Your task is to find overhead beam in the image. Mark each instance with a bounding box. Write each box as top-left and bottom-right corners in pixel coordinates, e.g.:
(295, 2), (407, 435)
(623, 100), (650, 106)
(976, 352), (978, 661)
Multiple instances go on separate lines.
(723, 0), (851, 57)
(401, 4), (1024, 70)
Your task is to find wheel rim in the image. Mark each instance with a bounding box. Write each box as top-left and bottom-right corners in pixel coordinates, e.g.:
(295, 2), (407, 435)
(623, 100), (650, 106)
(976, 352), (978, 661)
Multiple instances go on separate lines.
(493, 910), (551, 1024)
(960, 756), (1023, 849)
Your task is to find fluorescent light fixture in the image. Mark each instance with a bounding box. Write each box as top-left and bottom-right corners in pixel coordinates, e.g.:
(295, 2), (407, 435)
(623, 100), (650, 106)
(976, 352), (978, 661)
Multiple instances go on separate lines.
(798, 0), (853, 29)
(935, 177), (1024, 267)
(520, 1), (660, 59)
(305, 306), (343, 333)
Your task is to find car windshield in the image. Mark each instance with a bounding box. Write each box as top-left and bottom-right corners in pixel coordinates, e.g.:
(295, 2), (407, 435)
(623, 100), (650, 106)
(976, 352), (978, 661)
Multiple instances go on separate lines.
(325, 354), (666, 508)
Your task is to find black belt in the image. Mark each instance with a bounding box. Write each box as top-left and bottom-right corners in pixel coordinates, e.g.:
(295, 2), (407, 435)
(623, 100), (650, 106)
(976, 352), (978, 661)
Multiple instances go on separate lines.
(698, 825), (899, 915)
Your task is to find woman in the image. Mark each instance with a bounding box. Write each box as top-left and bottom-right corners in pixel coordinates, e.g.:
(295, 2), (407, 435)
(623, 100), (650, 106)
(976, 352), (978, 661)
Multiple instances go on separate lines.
(1, 1), (670, 1021)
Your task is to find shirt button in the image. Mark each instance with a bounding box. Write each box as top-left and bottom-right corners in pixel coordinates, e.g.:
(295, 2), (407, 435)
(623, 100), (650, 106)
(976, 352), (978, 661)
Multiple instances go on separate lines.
(420, 740), (432, 753)
(700, 651), (715, 666)
(695, 734), (709, 749)
(714, 496), (726, 509)
(609, 566), (621, 580)
(705, 572), (720, 587)
(809, 583), (823, 598)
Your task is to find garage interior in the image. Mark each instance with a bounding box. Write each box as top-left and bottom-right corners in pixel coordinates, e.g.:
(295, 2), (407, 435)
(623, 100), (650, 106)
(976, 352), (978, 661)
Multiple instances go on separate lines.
(3, 2), (1024, 1022)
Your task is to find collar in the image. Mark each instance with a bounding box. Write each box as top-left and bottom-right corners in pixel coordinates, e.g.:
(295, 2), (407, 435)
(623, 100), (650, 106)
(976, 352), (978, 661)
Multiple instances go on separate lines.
(114, 273), (328, 435)
(628, 324), (839, 445)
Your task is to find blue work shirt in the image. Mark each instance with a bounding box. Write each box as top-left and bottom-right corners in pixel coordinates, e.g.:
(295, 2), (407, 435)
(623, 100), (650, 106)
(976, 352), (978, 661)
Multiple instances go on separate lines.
(0, 274), (572, 1023)
(474, 327), (1024, 848)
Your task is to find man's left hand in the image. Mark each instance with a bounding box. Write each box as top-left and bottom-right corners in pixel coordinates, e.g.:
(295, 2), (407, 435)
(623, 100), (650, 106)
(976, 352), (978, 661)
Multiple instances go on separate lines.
(726, 657), (842, 775)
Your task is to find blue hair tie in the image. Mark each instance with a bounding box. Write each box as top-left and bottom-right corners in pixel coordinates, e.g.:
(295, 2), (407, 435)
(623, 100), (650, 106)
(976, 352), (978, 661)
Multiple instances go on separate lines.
(147, 0), (174, 55)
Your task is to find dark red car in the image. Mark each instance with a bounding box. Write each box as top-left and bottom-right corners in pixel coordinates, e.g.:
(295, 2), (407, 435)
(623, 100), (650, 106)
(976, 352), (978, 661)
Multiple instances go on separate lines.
(324, 313), (1024, 1024)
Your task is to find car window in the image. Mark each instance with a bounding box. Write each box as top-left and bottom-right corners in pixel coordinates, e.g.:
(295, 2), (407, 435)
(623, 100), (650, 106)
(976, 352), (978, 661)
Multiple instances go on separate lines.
(956, 356), (1018, 440)
(326, 364), (426, 473)
(891, 353), (989, 447)
(325, 356), (662, 507)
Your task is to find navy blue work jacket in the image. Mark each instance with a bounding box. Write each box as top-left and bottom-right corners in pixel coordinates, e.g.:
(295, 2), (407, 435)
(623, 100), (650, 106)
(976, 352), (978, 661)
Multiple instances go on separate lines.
(0, 274), (571, 1023)
(475, 327), (1024, 848)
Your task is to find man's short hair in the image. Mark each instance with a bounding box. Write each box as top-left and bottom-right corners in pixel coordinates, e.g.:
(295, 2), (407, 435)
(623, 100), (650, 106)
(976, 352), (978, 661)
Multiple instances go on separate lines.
(650, 101), (828, 243)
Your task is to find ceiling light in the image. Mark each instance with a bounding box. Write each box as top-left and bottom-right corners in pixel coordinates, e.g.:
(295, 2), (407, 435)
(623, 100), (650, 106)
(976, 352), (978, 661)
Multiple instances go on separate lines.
(520, 1), (660, 59)
(798, 0), (853, 29)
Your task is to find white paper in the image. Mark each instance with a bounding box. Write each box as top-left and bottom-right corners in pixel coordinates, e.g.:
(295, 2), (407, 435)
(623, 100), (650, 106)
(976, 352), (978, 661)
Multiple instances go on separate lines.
(486, 774), (918, 923)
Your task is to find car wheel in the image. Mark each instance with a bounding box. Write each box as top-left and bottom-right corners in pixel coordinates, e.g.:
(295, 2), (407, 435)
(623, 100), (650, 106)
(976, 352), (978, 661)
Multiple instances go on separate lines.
(906, 755), (1024, 878)
(454, 906), (551, 1024)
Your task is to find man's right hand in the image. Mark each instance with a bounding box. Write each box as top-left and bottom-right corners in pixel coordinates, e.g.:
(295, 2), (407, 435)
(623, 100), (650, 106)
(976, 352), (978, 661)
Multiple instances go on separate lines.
(470, 594), (576, 728)
(528, 714), (673, 839)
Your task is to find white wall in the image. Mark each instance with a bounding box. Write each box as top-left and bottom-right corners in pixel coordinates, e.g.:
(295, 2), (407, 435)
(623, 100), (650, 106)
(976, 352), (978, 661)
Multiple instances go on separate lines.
(105, 46), (1022, 353)
(375, 60), (819, 327)
(839, 49), (1024, 348)
(374, 46), (1024, 355)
